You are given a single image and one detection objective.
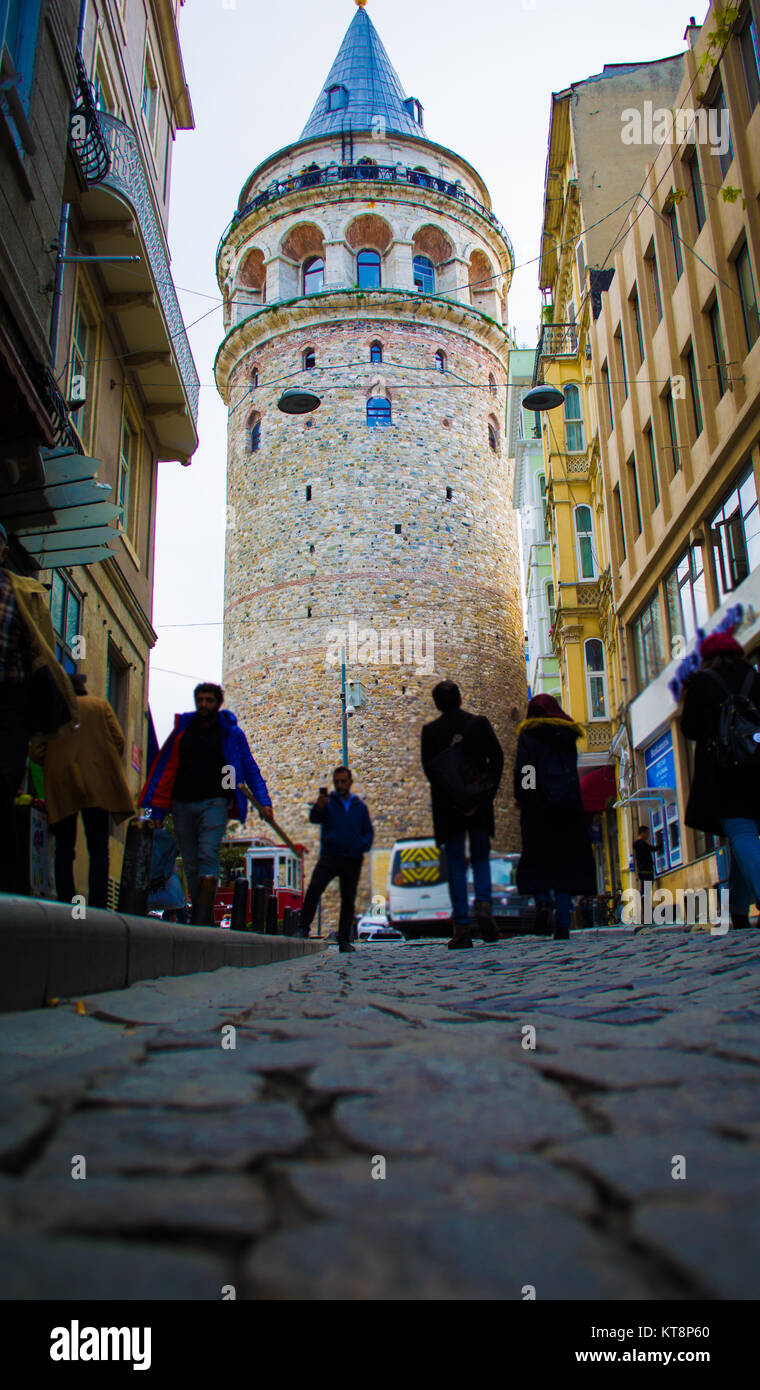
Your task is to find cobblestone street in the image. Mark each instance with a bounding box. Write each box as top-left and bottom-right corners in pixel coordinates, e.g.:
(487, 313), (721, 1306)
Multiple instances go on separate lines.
(1, 930), (759, 1300)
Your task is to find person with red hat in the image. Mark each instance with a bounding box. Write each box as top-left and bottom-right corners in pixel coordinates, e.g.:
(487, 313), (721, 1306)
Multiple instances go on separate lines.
(681, 628), (760, 929)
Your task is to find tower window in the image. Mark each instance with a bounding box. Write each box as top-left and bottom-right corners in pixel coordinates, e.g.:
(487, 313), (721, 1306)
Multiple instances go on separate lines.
(413, 255), (435, 294)
(435, 349), (446, 372)
(251, 367), (259, 387)
(370, 340), (383, 364)
(367, 397), (391, 427)
(326, 84), (348, 111)
(306, 485), (312, 501)
(489, 373), (497, 396)
(357, 249), (381, 290)
(394, 523), (402, 534)
(302, 347), (316, 370)
(248, 414), (261, 453)
(446, 487), (452, 500)
(309, 544), (315, 553)
(487, 417), (500, 453)
(303, 257), (325, 295)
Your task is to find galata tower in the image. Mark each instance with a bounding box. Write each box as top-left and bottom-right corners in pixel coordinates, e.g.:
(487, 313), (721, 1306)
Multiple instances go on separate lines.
(215, 1), (526, 883)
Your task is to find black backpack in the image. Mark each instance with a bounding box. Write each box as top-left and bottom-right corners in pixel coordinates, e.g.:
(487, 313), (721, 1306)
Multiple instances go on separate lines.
(704, 668), (760, 773)
(429, 722), (495, 814)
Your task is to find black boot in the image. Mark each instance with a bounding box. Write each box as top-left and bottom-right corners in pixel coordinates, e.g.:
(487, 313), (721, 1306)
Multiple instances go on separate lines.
(474, 900), (499, 943)
(338, 940), (355, 953)
(535, 902), (554, 935)
(731, 914), (750, 930)
(447, 921), (473, 950)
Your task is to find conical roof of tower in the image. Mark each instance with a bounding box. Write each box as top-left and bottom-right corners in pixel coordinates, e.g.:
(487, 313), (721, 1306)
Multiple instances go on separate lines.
(299, 5), (424, 142)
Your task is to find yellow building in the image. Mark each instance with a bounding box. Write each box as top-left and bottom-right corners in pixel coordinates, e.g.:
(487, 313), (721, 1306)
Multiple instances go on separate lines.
(535, 55), (687, 893)
(589, 1), (760, 909)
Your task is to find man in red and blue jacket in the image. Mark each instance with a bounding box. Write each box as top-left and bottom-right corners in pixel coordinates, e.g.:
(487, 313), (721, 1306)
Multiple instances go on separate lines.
(140, 682), (273, 905)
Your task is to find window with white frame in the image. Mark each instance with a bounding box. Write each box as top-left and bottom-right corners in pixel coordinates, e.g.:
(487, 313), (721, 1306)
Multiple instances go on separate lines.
(574, 504), (595, 579)
(564, 384), (585, 453)
(546, 580), (556, 632)
(68, 287), (98, 452)
(584, 638), (607, 719)
(710, 465), (760, 600)
(118, 408), (140, 544)
(665, 545), (708, 646)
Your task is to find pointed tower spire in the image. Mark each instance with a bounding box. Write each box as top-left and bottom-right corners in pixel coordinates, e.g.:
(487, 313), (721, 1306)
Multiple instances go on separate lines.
(299, 3), (424, 142)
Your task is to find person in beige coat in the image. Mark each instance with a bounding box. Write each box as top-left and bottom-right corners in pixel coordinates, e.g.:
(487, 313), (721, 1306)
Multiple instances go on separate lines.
(33, 673), (135, 907)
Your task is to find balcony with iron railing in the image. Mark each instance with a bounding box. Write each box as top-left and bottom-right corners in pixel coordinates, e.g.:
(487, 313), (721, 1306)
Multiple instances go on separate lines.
(69, 57), (199, 458)
(217, 161), (515, 266)
(532, 322), (580, 384)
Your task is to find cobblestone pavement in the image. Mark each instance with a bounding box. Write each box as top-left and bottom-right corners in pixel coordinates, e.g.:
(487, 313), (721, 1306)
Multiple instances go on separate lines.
(1, 928), (759, 1300)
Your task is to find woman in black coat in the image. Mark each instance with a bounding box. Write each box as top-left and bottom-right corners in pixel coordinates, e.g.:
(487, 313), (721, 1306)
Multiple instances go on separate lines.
(680, 630), (760, 929)
(513, 693), (596, 940)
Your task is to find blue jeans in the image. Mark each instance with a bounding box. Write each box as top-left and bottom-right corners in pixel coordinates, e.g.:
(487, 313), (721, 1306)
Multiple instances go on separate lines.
(720, 818), (760, 915)
(172, 798), (228, 905)
(535, 890), (573, 932)
(444, 828), (491, 926)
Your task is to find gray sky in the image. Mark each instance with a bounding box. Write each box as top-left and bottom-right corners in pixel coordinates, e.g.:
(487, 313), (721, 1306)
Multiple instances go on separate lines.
(150, 0), (704, 741)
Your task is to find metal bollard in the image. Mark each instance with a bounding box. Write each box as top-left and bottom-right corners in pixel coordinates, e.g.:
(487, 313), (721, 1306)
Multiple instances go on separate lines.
(230, 877), (249, 932)
(282, 906), (293, 936)
(291, 909), (302, 938)
(118, 817), (155, 917)
(190, 875), (218, 926)
(266, 895), (279, 935)
(252, 884), (268, 934)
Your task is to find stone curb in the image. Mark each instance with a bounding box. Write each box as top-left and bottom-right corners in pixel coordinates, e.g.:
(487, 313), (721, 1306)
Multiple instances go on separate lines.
(0, 895), (327, 1013)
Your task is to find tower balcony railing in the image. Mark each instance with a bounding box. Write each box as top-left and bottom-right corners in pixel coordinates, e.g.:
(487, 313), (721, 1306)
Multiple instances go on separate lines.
(218, 161), (514, 265)
(531, 322), (580, 384)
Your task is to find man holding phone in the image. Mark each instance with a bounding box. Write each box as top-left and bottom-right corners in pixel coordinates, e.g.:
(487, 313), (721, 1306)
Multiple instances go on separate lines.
(298, 766), (374, 952)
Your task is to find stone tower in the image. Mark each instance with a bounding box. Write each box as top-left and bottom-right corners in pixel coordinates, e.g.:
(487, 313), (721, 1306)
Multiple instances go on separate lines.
(215, 1), (526, 878)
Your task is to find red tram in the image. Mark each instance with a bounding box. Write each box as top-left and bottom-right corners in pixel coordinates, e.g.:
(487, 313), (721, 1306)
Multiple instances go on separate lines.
(213, 836), (306, 926)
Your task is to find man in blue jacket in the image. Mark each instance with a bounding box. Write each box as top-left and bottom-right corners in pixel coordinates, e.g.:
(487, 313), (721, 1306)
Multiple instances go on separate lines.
(140, 682), (273, 905)
(299, 766), (373, 952)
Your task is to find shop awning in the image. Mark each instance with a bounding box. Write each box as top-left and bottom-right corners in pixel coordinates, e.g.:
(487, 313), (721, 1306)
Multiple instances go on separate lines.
(580, 765), (617, 813)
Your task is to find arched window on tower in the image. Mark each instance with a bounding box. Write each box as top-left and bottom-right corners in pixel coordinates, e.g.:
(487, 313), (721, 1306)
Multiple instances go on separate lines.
(247, 412), (261, 454)
(489, 373), (497, 397)
(585, 638), (607, 719)
(488, 416), (500, 453)
(367, 397), (391, 427)
(303, 257), (325, 295)
(302, 347), (316, 370)
(370, 341), (383, 364)
(413, 255), (435, 294)
(357, 249), (381, 289)
(250, 366), (259, 388)
(435, 350), (446, 372)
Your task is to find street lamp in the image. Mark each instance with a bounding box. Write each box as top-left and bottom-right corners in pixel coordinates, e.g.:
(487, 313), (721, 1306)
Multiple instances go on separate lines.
(521, 384), (566, 413)
(277, 387), (322, 414)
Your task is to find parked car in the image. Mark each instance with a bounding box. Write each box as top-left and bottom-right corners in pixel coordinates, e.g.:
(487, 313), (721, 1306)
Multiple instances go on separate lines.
(356, 913), (404, 942)
(467, 853), (536, 929)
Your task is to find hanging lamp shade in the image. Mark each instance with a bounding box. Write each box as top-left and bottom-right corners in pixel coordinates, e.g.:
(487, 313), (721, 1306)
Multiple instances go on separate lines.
(277, 388), (322, 414)
(521, 385), (566, 412)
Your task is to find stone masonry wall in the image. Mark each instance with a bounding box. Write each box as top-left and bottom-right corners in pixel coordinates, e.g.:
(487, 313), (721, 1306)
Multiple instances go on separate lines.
(222, 314), (526, 917)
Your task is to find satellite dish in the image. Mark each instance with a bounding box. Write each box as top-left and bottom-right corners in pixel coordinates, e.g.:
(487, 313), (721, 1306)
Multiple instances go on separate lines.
(521, 385), (565, 412)
(277, 388), (322, 414)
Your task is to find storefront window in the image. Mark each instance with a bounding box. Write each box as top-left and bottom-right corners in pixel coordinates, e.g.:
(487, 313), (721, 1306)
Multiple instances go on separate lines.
(644, 731), (681, 873)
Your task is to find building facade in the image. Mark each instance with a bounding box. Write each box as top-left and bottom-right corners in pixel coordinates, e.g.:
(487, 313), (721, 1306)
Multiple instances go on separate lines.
(509, 347), (560, 701)
(534, 56), (685, 892)
(1, 0), (197, 901)
(590, 1), (760, 901)
(215, 4), (526, 897)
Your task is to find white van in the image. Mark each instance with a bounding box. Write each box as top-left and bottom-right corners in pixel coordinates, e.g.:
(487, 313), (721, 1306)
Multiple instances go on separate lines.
(387, 837), (452, 938)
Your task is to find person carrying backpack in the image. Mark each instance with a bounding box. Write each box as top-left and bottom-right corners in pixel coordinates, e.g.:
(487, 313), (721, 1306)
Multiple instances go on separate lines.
(680, 630), (760, 930)
(421, 680), (504, 950)
(513, 693), (595, 940)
